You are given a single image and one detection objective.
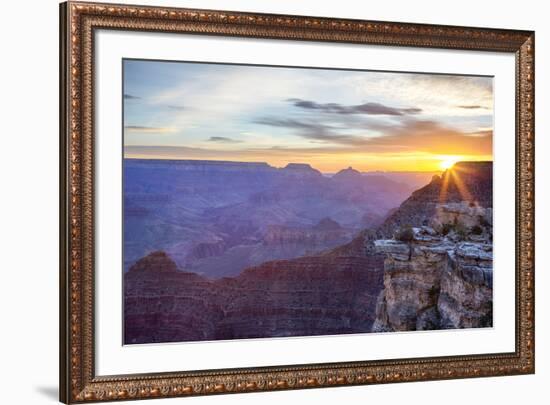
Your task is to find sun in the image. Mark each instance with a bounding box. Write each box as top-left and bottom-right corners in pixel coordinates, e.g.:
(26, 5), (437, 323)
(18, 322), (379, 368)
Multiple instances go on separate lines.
(439, 158), (458, 170)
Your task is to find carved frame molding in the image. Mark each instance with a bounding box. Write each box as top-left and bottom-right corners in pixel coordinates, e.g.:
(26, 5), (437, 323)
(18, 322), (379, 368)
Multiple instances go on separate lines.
(59, 1), (535, 403)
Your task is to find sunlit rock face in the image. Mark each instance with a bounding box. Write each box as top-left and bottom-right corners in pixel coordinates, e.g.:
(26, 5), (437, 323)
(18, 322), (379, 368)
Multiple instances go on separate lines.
(432, 202), (493, 231)
(372, 201), (493, 333)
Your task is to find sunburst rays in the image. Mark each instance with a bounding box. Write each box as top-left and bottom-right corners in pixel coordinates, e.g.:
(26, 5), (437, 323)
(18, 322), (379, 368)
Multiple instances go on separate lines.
(438, 164), (477, 205)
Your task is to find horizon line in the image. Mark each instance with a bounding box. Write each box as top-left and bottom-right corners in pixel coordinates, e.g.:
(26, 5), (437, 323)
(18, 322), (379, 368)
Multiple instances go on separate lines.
(123, 156), (493, 174)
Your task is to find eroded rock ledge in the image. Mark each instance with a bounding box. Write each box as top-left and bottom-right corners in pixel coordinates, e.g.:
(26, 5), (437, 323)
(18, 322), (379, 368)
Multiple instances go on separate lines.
(372, 202), (493, 332)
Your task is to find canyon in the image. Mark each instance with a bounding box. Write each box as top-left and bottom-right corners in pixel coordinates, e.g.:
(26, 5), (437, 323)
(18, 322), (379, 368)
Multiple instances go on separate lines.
(124, 159), (433, 277)
(124, 161), (493, 343)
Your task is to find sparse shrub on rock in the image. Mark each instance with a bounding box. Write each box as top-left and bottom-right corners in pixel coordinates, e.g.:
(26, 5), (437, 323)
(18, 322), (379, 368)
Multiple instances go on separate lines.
(395, 226), (414, 242)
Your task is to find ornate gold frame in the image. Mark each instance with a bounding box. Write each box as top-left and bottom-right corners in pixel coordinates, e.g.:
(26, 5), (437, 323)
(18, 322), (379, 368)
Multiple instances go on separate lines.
(59, 1), (535, 403)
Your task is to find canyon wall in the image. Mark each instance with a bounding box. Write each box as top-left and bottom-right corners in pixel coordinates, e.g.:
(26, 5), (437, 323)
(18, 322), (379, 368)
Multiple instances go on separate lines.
(125, 250), (384, 344)
(372, 202), (493, 332)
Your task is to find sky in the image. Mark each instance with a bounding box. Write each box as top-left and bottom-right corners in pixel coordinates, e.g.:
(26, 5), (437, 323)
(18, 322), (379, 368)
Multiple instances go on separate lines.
(123, 59), (493, 172)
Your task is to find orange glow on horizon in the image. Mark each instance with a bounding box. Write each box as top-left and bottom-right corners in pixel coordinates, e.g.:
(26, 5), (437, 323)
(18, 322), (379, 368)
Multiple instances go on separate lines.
(439, 158), (459, 170)
(124, 151), (492, 173)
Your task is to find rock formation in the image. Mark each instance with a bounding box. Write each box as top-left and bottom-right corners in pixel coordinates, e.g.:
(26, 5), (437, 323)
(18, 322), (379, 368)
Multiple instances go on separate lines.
(377, 161), (492, 238)
(372, 202), (493, 332)
(124, 161), (494, 343)
(332, 166), (362, 182)
(124, 158), (416, 274)
(125, 250), (384, 344)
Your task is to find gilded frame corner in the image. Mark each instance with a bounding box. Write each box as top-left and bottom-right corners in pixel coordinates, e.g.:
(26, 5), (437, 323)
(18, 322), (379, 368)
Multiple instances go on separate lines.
(60, 1), (535, 403)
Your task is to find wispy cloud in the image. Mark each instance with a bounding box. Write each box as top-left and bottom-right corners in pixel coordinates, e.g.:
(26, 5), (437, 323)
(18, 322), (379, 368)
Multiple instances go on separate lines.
(254, 115), (491, 155)
(457, 105), (488, 110)
(125, 145), (244, 160)
(254, 117), (370, 145)
(207, 136), (243, 143)
(166, 105), (185, 111)
(124, 125), (175, 134)
(351, 74), (493, 116)
(124, 94), (141, 100)
(253, 117), (332, 131)
(125, 120), (492, 161)
(287, 98), (422, 116)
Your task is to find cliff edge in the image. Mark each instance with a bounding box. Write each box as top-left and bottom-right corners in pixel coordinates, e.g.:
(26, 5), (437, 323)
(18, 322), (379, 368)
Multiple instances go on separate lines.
(372, 202), (493, 332)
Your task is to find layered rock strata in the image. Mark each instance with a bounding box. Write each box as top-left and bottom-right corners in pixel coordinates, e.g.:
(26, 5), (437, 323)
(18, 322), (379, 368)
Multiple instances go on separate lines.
(125, 251), (384, 343)
(372, 202), (493, 332)
(125, 162), (494, 343)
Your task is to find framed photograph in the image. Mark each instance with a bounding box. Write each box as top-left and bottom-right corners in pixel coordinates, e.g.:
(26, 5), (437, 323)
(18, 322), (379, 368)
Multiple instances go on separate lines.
(60, 1), (535, 402)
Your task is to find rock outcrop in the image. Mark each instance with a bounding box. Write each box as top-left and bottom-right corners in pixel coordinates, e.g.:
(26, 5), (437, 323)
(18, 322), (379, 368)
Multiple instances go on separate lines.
(128, 251), (179, 273)
(372, 202), (493, 332)
(332, 166), (362, 182)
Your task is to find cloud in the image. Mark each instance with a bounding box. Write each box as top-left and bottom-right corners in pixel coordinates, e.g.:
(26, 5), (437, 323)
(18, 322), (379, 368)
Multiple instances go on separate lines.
(253, 117), (369, 145)
(125, 119), (492, 160)
(149, 65), (302, 131)
(124, 117), (493, 173)
(467, 129), (492, 137)
(124, 126), (175, 133)
(422, 75), (493, 92)
(254, 117), (328, 130)
(207, 136), (243, 143)
(125, 145), (250, 160)
(124, 94), (141, 100)
(254, 115), (492, 155)
(287, 98), (422, 116)
(123, 60), (493, 170)
(166, 105), (185, 111)
(457, 105), (488, 110)
(363, 120), (493, 155)
(350, 74), (493, 116)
